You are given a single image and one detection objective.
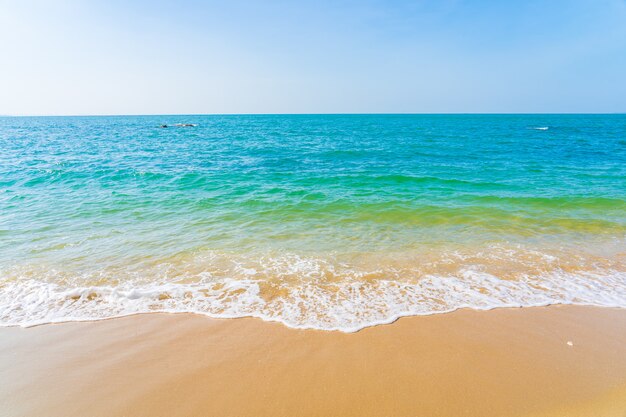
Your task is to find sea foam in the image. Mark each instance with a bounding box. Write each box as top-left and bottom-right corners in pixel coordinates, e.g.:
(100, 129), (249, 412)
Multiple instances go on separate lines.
(1, 252), (624, 332)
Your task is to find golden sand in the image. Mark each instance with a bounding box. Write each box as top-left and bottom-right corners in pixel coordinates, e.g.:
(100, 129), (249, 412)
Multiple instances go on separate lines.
(1, 306), (626, 417)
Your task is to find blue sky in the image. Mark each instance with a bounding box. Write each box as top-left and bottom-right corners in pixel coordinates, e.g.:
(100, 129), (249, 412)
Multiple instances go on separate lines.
(1, 0), (626, 115)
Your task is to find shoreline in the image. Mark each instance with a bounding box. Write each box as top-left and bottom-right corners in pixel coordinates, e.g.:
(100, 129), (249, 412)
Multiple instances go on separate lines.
(2, 305), (626, 416)
(3, 301), (626, 333)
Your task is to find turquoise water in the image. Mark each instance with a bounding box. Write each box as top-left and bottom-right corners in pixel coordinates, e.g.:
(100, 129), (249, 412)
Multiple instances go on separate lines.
(1, 114), (625, 331)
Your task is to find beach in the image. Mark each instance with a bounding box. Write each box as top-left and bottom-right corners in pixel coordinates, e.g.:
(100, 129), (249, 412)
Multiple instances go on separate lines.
(1, 115), (625, 416)
(2, 305), (626, 417)
(3, 0), (626, 415)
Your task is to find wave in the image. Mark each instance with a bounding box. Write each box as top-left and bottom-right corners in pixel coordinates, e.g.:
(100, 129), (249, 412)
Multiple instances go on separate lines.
(1, 248), (625, 332)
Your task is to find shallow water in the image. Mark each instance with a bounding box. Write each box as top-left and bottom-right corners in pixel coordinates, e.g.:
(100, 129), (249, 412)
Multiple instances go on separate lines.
(1, 114), (625, 331)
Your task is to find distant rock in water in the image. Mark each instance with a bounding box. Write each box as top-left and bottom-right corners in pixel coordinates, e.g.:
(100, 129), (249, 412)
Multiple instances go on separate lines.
(159, 123), (196, 128)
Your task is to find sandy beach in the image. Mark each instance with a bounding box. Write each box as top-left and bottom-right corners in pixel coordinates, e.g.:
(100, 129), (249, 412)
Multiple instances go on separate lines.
(1, 305), (625, 417)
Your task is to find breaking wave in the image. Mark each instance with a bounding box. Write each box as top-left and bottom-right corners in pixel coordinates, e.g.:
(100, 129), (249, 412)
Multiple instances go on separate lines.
(1, 248), (624, 332)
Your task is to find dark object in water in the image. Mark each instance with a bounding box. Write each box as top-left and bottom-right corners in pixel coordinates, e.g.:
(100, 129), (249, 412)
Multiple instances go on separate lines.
(159, 123), (196, 128)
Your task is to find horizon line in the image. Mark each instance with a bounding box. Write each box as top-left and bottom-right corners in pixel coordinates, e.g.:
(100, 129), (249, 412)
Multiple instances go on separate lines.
(2, 112), (626, 117)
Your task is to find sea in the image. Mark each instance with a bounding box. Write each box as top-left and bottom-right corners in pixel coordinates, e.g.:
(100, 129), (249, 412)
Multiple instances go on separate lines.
(1, 114), (625, 331)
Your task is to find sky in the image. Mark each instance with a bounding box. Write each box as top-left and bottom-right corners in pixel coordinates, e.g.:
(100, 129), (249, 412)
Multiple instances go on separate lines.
(1, 0), (626, 115)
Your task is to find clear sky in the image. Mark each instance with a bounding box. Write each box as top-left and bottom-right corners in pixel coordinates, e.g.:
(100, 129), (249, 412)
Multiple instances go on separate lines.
(1, 0), (626, 115)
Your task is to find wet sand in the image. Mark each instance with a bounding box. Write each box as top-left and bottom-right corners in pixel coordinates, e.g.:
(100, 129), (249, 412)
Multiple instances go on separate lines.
(1, 305), (626, 417)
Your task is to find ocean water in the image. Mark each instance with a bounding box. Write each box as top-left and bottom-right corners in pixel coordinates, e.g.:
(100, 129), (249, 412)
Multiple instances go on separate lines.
(1, 114), (625, 331)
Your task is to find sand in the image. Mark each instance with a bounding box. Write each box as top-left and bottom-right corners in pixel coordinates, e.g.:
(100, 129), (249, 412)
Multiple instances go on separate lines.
(1, 305), (626, 417)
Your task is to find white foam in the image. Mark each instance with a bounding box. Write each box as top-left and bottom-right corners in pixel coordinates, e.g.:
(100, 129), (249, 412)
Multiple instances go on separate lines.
(1, 264), (625, 332)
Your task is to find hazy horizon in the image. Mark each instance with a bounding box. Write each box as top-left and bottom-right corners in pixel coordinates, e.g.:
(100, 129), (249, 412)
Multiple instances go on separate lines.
(2, 112), (626, 117)
(2, 0), (626, 115)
